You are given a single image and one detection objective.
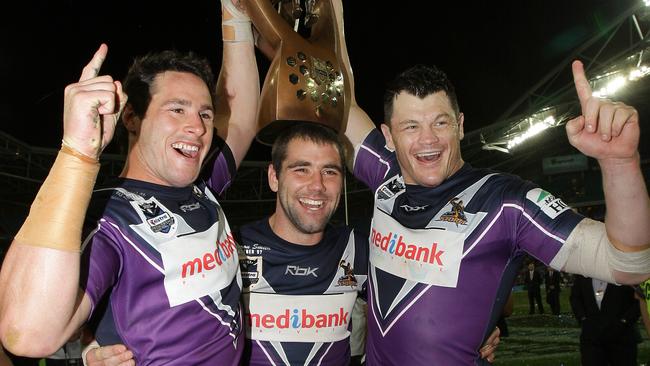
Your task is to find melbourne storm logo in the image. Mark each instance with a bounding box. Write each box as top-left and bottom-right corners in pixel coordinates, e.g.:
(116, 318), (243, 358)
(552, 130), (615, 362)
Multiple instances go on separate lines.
(437, 197), (468, 226)
(337, 260), (357, 287)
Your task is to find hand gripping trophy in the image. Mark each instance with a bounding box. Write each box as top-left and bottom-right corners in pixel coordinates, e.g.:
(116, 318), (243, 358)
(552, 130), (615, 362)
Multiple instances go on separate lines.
(247, 0), (351, 144)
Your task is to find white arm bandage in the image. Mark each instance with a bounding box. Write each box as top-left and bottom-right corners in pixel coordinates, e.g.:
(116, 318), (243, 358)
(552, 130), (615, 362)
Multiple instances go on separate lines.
(551, 218), (650, 284)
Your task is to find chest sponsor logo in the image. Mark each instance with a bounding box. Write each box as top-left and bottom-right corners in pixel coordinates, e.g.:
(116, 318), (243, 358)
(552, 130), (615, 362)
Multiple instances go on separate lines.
(159, 223), (240, 307)
(244, 292), (357, 342)
(526, 188), (570, 219)
(437, 197), (468, 226)
(370, 209), (463, 287)
(180, 233), (237, 279)
(285, 265), (318, 277)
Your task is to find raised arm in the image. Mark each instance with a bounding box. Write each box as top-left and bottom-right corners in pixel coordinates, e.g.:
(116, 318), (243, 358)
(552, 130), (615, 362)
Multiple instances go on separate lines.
(564, 61), (650, 283)
(0, 45), (125, 356)
(331, 0), (376, 169)
(215, 0), (260, 168)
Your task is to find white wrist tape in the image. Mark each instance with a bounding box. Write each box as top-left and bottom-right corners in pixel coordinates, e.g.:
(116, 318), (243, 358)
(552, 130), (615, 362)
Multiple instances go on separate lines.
(222, 0), (253, 43)
(81, 340), (100, 366)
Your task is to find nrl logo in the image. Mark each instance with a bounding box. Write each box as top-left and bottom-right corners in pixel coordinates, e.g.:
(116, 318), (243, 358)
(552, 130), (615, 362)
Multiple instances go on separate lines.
(378, 176), (405, 201)
(241, 258), (260, 286)
(137, 199), (176, 234)
(437, 197), (468, 226)
(337, 260), (357, 287)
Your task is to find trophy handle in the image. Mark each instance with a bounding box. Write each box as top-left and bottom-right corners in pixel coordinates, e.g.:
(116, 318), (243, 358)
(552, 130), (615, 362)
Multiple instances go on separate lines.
(247, 0), (351, 145)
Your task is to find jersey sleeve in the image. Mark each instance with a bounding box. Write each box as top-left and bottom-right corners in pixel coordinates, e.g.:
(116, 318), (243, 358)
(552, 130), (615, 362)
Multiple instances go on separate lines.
(80, 224), (121, 316)
(353, 128), (396, 192)
(204, 136), (237, 196)
(507, 178), (585, 266)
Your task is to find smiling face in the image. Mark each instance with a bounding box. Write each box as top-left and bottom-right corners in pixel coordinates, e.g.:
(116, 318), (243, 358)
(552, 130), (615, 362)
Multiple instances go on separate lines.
(381, 91), (465, 188)
(124, 71), (214, 187)
(268, 137), (344, 245)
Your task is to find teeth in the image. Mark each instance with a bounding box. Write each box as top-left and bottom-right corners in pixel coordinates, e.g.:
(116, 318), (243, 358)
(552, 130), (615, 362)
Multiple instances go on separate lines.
(416, 152), (440, 158)
(172, 142), (199, 152)
(299, 198), (324, 208)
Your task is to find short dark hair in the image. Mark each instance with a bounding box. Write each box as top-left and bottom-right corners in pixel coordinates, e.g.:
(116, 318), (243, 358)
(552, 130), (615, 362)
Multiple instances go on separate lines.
(383, 64), (460, 123)
(123, 50), (216, 119)
(271, 123), (345, 177)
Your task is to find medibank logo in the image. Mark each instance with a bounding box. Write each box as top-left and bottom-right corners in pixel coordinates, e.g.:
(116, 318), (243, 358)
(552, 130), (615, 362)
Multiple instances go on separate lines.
(181, 233), (237, 278)
(370, 228), (444, 266)
(249, 308), (349, 330)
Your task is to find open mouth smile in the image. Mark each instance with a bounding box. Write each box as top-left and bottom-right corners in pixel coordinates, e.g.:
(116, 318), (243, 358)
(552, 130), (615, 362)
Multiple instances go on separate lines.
(172, 142), (200, 158)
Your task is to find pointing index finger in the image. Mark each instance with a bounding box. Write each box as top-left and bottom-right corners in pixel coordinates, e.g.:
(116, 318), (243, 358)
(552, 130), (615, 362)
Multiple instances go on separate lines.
(572, 60), (592, 109)
(79, 44), (108, 82)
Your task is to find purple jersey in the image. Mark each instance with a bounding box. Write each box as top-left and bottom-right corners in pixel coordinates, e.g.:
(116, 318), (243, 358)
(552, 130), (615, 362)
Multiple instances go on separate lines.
(81, 146), (243, 365)
(237, 219), (368, 366)
(354, 129), (584, 365)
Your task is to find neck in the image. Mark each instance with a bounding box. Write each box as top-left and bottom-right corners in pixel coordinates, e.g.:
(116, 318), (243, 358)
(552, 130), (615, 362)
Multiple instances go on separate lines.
(268, 213), (324, 246)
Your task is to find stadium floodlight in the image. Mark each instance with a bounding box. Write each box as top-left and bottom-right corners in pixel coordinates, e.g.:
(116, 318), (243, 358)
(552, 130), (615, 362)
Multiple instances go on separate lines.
(482, 106), (563, 153)
(482, 47), (650, 153)
(591, 50), (650, 98)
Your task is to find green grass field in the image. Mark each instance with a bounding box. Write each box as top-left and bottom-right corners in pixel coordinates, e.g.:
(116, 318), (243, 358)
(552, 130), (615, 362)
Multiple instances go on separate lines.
(498, 290), (650, 365)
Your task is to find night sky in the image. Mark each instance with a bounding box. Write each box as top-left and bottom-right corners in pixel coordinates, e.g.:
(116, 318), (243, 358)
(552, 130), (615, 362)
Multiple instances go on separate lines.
(0, 0), (638, 160)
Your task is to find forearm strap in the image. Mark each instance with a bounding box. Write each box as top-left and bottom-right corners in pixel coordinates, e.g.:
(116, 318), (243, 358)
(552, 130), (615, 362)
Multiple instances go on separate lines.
(14, 147), (100, 252)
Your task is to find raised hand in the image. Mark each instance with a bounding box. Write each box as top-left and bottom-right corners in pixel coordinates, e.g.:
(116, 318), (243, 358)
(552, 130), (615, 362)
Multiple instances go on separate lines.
(566, 60), (640, 163)
(62, 44), (127, 160)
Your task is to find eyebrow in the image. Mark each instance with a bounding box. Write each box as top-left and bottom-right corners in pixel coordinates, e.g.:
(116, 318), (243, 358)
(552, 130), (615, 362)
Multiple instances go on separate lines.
(164, 98), (214, 112)
(397, 113), (453, 125)
(286, 160), (343, 172)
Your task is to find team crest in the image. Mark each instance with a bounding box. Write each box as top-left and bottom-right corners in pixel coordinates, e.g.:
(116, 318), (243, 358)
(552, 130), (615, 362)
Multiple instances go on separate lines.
(437, 197), (468, 226)
(133, 198), (177, 234)
(337, 260), (357, 287)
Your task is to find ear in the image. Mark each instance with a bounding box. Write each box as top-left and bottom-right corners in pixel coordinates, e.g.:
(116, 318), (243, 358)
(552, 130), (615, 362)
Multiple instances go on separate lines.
(268, 163), (279, 193)
(457, 112), (465, 141)
(121, 104), (141, 136)
(380, 123), (395, 151)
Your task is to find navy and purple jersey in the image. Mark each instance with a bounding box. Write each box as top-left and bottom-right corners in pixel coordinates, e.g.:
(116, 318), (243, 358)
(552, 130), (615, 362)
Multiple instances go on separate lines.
(80, 145), (243, 366)
(354, 129), (585, 365)
(237, 218), (368, 366)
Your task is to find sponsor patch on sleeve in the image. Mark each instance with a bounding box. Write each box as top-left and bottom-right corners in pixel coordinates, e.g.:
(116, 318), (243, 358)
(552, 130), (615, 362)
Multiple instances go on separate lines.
(526, 188), (570, 219)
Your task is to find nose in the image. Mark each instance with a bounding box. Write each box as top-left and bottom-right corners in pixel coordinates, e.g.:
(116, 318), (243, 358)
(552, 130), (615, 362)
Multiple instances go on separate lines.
(307, 172), (326, 192)
(184, 112), (207, 136)
(418, 125), (439, 144)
